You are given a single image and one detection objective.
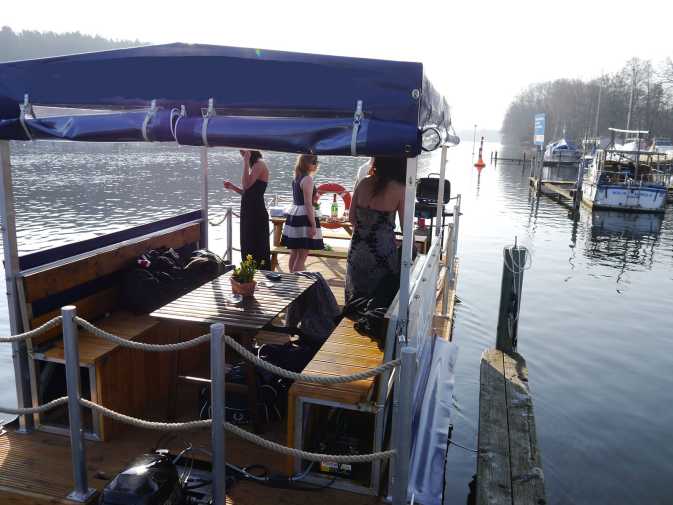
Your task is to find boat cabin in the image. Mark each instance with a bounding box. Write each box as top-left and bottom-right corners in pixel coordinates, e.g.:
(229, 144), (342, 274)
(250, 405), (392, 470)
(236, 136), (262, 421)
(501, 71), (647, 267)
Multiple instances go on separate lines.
(0, 43), (460, 505)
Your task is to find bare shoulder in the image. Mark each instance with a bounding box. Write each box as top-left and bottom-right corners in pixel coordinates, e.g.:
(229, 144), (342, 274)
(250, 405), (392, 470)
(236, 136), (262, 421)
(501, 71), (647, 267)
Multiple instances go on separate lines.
(300, 174), (313, 188)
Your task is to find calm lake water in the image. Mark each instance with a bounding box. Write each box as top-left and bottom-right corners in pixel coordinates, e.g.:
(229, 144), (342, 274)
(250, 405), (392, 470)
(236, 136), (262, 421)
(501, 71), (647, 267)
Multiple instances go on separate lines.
(1, 140), (672, 504)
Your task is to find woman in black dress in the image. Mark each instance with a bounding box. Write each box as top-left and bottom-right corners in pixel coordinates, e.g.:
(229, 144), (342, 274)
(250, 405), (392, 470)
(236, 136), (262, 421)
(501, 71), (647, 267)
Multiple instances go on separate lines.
(223, 150), (271, 267)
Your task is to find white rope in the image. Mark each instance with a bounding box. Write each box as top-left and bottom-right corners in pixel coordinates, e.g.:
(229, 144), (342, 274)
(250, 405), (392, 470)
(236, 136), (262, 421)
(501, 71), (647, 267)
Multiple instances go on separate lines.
(0, 396), (68, 415)
(76, 317), (398, 383)
(81, 399), (211, 431)
(75, 317), (211, 352)
(222, 333), (399, 384)
(225, 421), (395, 462)
(0, 316), (62, 343)
(80, 398), (393, 462)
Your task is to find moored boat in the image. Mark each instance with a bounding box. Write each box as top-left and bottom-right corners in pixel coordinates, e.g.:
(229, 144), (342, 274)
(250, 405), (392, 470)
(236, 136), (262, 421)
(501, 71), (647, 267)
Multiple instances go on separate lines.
(543, 137), (581, 165)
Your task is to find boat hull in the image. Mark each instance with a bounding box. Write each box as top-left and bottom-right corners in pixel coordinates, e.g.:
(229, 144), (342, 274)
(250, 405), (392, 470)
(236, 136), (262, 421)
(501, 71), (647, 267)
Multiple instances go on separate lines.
(583, 182), (667, 212)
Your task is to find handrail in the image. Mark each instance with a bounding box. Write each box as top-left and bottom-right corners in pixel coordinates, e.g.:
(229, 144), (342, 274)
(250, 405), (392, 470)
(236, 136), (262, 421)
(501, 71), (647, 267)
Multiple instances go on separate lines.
(0, 305), (411, 503)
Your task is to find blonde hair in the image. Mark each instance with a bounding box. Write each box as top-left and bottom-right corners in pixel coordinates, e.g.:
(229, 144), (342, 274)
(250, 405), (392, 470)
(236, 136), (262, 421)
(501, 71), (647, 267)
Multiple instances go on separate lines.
(294, 154), (319, 178)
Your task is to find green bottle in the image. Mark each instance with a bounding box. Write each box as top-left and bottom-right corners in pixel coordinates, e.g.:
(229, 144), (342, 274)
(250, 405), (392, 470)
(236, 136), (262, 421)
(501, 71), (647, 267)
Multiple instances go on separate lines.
(331, 194), (339, 218)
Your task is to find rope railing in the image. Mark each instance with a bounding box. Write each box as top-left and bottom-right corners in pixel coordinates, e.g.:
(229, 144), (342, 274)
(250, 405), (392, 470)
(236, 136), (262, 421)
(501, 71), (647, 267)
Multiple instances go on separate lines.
(0, 396), (68, 415)
(75, 318), (212, 352)
(0, 315), (398, 383)
(0, 315), (62, 343)
(222, 333), (400, 384)
(75, 317), (399, 383)
(80, 398), (394, 462)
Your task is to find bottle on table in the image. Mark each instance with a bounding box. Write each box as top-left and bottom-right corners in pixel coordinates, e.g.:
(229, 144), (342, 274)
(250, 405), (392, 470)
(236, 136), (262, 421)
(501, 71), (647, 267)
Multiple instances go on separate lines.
(331, 194), (339, 218)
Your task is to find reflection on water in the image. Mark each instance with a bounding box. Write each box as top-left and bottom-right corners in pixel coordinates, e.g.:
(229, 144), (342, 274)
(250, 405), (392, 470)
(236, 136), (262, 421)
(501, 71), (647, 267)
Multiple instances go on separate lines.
(1, 141), (673, 504)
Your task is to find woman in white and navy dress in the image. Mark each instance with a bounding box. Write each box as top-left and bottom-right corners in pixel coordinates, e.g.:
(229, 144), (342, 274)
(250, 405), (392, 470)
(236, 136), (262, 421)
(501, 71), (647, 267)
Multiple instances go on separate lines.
(281, 154), (324, 272)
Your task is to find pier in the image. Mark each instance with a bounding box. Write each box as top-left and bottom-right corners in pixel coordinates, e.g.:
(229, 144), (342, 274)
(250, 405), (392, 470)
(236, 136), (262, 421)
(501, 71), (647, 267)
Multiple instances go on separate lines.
(476, 246), (546, 505)
(529, 177), (580, 209)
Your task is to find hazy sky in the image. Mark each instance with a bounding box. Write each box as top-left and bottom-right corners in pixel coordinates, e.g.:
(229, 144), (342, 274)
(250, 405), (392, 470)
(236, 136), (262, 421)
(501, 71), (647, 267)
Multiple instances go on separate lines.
(3, 0), (673, 131)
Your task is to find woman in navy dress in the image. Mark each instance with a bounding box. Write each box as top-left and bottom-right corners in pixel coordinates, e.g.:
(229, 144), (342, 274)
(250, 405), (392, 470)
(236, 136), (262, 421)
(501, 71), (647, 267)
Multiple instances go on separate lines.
(223, 150), (271, 267)
(281, 154), (324, 272)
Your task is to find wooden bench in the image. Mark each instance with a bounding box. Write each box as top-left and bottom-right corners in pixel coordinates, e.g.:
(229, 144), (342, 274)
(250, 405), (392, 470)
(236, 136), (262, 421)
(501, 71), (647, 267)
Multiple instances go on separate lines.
(17, 218), (203, 440)
(477, 349), (546, 505)
(270, 245), (349, 271)
(284, 257), (427, 494)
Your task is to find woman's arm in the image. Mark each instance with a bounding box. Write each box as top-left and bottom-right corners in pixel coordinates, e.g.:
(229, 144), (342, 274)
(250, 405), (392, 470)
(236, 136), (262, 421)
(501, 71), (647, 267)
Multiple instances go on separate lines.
(301, 175), (317, 238)
(223, 180), (243, 194)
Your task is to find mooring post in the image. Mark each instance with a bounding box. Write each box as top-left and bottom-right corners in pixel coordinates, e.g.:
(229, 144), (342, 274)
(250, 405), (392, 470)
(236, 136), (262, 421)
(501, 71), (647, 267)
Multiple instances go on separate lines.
(494, 151), (498, 164)
(523, 152), (526, 166)
(210, 323), (226, 505)
(573, 163), (584, 211)
(62, 306), (96, 503)
(496, 246), (527, 353)
(392, 344), (417, 505)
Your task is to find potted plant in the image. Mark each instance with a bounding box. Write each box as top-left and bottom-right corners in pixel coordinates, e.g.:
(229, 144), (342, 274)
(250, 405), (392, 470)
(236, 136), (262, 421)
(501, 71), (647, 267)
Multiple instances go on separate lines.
(231, 254), (259, 297)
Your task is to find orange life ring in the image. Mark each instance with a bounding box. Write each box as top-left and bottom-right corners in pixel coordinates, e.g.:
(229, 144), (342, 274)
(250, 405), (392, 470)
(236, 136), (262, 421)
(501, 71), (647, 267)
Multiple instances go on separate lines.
(316, 183), (352, 229)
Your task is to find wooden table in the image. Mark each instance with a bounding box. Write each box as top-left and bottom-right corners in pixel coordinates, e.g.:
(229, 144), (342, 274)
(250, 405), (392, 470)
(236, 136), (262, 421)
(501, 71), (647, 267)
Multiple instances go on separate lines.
(270, 216), (430, 253)
(151, 270), (316, 431)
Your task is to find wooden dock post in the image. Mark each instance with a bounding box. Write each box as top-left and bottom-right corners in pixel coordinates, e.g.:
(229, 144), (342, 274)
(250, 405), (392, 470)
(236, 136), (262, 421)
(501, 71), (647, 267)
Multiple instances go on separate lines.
(495, 245), (526, 353)
(494, 151), (498, 164)
(573, 163), (584, 211)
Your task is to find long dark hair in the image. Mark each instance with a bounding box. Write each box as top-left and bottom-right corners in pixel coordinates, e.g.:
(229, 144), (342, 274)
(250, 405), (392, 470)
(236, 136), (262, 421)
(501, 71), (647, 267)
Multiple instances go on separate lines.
(371, 157), (406, 197)
(248, 150), (263, 167)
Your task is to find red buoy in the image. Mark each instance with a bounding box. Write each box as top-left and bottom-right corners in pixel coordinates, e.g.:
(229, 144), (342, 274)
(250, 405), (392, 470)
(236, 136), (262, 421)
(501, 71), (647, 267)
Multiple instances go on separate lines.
(474, 136), (486, 169)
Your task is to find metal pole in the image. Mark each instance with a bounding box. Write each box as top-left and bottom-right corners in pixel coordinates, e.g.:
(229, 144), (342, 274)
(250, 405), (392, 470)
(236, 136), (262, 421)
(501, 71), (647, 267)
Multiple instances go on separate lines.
(397, 158), (418, 340)
(210, 323), (226, 505)
(226, 206), (233, 263)
(62, 306), (96, 502)
(435, 146), (447, 238)
(200, 147), (209, 249)
(392, 345), (417, 505)
(0, 140), (32, 432)
(495, 246), (527, 353)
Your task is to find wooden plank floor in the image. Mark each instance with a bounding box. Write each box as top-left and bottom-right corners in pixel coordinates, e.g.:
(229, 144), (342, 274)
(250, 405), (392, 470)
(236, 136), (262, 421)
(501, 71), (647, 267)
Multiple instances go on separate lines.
(476, 349), (545, 505)
(0, 254), (456, 505)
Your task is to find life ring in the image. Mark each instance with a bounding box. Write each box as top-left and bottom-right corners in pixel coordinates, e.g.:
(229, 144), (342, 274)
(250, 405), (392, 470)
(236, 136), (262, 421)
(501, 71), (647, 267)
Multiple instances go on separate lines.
(316, 183), (352, 229)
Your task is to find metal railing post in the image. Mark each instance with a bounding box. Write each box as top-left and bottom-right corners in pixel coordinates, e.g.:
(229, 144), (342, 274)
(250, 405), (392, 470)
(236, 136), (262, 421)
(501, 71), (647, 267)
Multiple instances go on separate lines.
(62, 306), (96, 502)
(210, 323), (226, 505)
(226, 207), (233, 263)
(392, 344), (417, 505)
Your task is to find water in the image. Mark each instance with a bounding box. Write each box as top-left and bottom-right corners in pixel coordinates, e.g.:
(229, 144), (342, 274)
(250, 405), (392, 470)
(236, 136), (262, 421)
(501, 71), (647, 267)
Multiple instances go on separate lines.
(1, 141), (672, 504)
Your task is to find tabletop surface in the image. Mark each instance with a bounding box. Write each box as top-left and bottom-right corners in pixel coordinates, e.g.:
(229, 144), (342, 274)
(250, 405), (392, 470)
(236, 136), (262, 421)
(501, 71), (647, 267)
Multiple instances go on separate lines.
(151, 270), (316, 330)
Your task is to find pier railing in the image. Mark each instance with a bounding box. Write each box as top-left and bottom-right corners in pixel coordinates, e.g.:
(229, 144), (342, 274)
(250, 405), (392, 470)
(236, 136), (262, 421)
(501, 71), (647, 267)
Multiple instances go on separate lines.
(0, 307), (413, 505)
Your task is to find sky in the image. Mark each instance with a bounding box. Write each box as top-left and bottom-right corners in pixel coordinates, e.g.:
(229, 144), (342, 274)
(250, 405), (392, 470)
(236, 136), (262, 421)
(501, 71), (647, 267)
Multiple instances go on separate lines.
(3, 0), (673, 131)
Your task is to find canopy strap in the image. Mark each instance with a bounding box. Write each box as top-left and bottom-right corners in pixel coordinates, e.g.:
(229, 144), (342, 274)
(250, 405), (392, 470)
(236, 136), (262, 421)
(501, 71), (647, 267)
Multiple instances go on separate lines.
(19, 94), (33, 141)
(172, 105), (186, 144)
(351, 100), (363, 156)
(141, 99), (158, 142)
(202, 98), (215, 147)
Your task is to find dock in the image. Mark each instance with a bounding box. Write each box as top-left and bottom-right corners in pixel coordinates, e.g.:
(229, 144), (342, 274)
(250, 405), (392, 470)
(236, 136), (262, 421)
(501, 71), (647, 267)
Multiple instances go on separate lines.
(476, 245), (546, 505)
(529, 177), (579, 208)
(477, 349), (545, 505)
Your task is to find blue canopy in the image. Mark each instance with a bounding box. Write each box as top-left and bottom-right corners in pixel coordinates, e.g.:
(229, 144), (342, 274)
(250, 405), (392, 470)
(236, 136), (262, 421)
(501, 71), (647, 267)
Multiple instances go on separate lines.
(0, 43), (452, 156)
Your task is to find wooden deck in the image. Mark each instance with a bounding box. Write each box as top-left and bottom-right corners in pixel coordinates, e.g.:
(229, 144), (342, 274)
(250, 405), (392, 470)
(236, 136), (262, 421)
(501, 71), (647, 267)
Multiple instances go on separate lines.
(476, 349), (545, 505)
(0, 254), (458, 505)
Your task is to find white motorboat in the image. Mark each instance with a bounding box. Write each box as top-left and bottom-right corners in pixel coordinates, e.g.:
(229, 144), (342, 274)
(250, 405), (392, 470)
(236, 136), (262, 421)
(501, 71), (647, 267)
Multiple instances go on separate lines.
(543, 138), (581, 165)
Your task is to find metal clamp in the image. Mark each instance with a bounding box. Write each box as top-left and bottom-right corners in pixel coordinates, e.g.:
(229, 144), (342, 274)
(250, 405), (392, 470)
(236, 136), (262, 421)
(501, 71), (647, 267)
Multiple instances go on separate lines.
(171, 105), (186, 144)
(351, 100), (363, 156)
(141, 99), (158, 142)
(201, 98), (216, 147)
(19, 94), (34, 141)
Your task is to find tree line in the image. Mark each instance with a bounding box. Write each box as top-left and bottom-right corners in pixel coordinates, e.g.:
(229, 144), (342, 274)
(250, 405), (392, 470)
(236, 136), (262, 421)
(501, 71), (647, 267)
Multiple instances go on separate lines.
(0, 26), (144, 62)
(501, 58), (673, 145)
